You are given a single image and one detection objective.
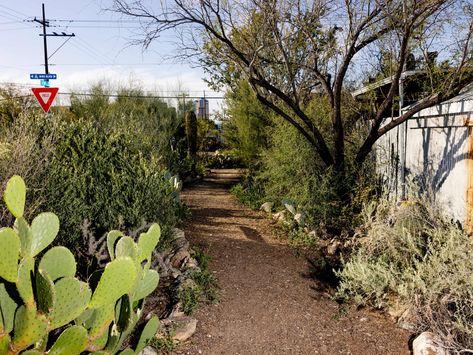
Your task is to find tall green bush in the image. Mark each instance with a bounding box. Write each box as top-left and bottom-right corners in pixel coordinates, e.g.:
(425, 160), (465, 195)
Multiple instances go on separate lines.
(0, 84), (186, 251)
(40, 119), (183, 248)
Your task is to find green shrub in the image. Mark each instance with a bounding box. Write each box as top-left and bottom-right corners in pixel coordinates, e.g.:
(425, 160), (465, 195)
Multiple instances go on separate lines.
(0, 175), (160, 354)
(337, 198), (473, 351)
(229, 173), (264, 210)
(256, 119), (376, 231)
(39, 119), (183, 249)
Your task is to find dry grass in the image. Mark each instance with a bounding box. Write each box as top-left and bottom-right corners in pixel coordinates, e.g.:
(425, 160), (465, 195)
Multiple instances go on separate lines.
(337, 197), (473, 353)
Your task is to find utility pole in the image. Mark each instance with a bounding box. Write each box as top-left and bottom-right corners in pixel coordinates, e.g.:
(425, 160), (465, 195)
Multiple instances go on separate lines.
(33, 3), (75, 85)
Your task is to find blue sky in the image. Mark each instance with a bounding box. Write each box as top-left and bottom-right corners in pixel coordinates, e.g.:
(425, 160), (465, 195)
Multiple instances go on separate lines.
(0, 0), (222, 111)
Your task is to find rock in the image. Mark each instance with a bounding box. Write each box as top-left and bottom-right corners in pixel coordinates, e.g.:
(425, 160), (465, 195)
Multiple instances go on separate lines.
(172, 228), (186, 240)
(169, 302), (186, 318)
(171, 249), (191, 268)
(294, 213), (305, 226)
(272, 211), (287, 222)
(138, 346), (158, 355)
(173, 237), (190, 252)
(184, 257), (199, 269)
(260, 202), (274, 213)
(412, 332), (446, 355)
(327, 240), (342, 255)
(170, 268), (182, 279)
(178, 278), (198, 291)
(161, 316), (198, 342)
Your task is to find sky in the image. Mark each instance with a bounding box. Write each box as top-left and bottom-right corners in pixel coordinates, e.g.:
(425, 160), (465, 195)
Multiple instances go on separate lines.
(0, 0), (223, 113)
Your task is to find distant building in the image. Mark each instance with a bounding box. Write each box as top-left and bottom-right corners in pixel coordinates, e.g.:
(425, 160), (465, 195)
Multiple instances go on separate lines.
(195, 98), (209, 119)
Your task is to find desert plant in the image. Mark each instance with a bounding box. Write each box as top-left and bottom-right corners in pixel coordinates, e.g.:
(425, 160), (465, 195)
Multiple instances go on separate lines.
(0, 175), (160, 354)
(337, 197), (473, 352)
(38, 119), (183, 249)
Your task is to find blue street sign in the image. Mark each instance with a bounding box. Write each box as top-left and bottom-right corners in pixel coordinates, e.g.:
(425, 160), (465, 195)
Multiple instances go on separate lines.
(30, 73), (57, 80)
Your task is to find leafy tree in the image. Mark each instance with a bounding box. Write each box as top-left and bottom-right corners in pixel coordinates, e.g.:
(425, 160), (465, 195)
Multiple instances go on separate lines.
(223, 80), (271, 167)
(112, 0), (473, 178)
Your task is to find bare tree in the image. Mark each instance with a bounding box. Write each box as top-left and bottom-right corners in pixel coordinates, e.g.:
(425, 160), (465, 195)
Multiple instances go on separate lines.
(112, 0), (473, 173)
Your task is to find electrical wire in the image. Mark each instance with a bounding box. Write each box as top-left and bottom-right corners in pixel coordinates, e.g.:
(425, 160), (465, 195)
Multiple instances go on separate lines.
(0, 4), (30, 19)
(0, 91), (223, 101)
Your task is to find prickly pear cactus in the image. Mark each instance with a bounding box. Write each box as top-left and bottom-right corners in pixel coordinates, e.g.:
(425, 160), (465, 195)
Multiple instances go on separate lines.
(39, 246), (76, 281)
(0, 176), (162, 354)
(4, 175), (26, 218)
(30, 212), (59, 257)
(134, 269), (160, 301)
(135, 316), (160, 353)
(137, 223), (160, 263)
(48, 325), (88, 355)
(49, 277), (91, 329)
(107, 230), (124, 260)
(0, 228), (20, 282)
(88, 258), (137, 309)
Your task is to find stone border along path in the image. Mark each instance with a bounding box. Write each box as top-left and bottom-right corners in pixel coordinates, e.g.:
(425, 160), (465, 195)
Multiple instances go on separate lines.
(177, 169), (410, 355)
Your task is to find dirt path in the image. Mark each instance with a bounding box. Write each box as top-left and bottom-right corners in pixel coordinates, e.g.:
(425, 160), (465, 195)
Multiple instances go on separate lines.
(178, 169), (410, 355)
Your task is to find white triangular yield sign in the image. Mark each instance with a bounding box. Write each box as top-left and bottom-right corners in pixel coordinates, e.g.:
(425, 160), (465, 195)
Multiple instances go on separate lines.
(31, 87), (59, 113)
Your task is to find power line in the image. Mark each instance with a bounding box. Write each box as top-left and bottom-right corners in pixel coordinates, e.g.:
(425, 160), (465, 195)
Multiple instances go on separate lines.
(50, 19), (147, 24)
(0, 92), (224, 101)
(50, 62), (193, 66)
(61, 92), (224, 99)
(0, 5), (30, 18)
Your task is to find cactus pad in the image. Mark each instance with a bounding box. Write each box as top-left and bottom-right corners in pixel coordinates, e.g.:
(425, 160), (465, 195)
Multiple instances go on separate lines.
(30, 212), (60, 257)
(87, 328), (109, 352)
(0, 335), (10, 354)
(118, 348), (134, 355)
(106, 230), (124, 260)
(17, 256), (35, 308)
(14, 217), (32, 257)
(115, 236), (139, 260)
(135, 315), (159, 353)
(115, 295), (131, 333)
(137, 223), (161, 262)
(20, 351), (42, 355)
(4, 175), (26, 218)
(12, 306), (48, 351)
(0, 227), (20, 282)
(75, 308), (94, 327)
(48, 325), (87, 355)
(0, 284), (17, 334)
(87, 304), (114, 342)
(35, 269), (55, 314)
(39, 246), (76, 281)
(134, 269), (159, 301)
(49, 277), (91, 330)
(89, 258), (137, 309)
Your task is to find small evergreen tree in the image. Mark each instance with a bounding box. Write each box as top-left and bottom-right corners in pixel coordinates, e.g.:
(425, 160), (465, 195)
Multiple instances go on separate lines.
(185, 110), (198, 174)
